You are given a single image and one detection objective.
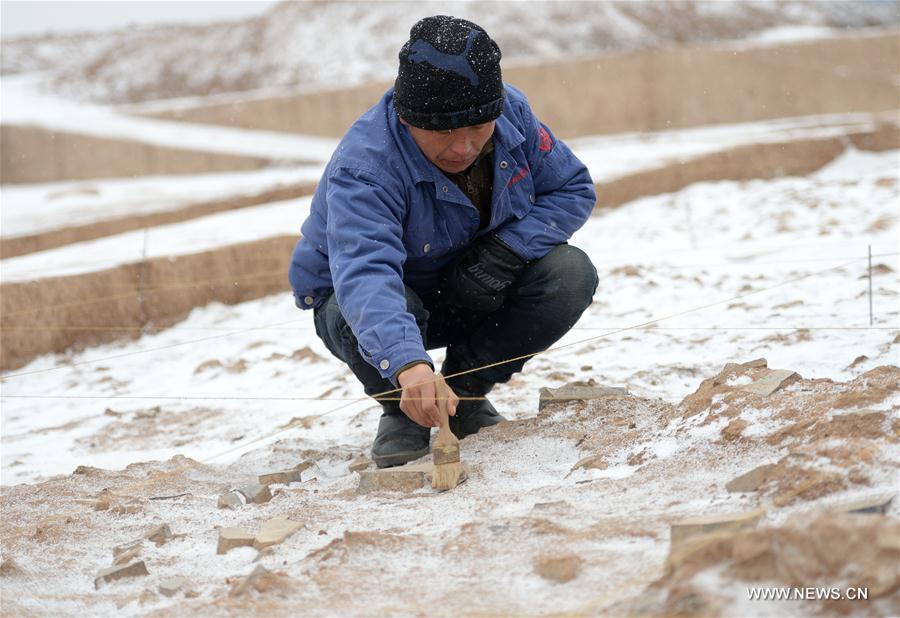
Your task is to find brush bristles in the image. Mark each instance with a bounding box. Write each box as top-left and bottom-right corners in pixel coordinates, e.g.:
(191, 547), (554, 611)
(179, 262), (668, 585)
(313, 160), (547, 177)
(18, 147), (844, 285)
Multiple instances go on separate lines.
(431, 461), (463, 491)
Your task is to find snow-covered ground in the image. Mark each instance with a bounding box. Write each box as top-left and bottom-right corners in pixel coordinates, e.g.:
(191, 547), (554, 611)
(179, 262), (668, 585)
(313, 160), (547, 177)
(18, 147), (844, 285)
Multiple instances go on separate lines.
(3, 1), (895, 105)
(3, 146), (896, 485)
(0, 75), (338, 163)
(0, 166), (323, 239)
(2, 93), (893, 278)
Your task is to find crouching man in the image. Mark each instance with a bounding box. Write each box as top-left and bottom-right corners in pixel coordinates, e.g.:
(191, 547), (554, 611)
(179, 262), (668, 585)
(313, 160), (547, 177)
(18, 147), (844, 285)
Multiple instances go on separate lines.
(289, 15), (598, 468)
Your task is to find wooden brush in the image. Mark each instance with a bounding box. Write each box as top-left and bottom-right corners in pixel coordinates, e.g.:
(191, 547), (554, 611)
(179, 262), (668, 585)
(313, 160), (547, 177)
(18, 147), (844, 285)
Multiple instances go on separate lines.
(430, 372), (463, 491)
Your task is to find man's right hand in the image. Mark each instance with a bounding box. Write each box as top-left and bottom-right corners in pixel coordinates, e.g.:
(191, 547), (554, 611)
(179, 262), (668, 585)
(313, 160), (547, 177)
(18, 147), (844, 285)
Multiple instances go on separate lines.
(397, 363), (458, 428)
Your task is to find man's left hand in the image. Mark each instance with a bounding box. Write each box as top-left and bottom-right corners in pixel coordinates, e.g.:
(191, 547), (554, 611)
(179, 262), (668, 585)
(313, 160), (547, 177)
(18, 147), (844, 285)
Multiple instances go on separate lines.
(441, 234), (526, 312)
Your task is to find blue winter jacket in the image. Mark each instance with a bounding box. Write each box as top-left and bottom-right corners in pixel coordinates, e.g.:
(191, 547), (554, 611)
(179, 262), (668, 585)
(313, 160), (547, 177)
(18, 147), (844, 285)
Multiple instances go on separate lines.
(289, 84), (595, 381)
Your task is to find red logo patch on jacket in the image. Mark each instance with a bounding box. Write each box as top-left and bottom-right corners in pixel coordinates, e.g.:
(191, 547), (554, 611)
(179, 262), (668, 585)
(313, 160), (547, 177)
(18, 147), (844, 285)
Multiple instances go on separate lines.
(507, 164), (530, 187)
(538, 126), (553, 152)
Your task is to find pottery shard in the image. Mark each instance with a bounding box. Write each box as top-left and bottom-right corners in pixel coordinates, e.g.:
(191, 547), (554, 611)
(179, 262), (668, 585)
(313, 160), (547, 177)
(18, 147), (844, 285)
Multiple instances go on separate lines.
(158, 576), (186, 597)
(94, 561), (149, 589)
(538, 384), (629, 411)
(217, 528), (256, 555)
(726, 464), (776, 493)
(235, 483), (272, 504)
(254, 517), (302, 550)
(670, 509), (764, 546)
(833, 494), (895, 515)
(739, 369), (798, 397)
(533, 554), (582, 583)
(258, 469), (304, 486)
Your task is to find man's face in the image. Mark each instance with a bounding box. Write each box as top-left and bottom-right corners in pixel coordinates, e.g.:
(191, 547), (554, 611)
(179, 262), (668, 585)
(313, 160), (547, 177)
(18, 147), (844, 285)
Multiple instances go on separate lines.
(401, 119), (496, 174)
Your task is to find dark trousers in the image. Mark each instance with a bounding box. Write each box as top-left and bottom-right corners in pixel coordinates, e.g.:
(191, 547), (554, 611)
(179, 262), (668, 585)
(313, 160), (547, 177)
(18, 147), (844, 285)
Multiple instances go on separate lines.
(313, 244), (599, 404)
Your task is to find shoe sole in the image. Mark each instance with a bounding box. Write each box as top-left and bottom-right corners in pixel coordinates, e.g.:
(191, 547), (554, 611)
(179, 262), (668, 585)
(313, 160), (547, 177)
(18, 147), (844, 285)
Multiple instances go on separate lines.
(372, 446), (431, 469)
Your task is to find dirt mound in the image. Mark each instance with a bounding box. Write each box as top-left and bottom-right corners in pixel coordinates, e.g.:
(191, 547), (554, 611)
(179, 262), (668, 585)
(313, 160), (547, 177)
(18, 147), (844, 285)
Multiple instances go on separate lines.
(0, 364), (896, 615)
(647, 512), (899, 616)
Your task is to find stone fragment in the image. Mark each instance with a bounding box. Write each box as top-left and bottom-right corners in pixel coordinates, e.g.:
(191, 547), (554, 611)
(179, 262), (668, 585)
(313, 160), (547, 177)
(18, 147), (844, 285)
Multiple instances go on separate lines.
(217, 527), (256, 555)
(741, 358), (768, 369)
(113, 546), (142, 566)
(670, 509), (764, 546)
(533, 554), (582, 583)
(357, 465), (429, 494)
(94, 561), (149, 589)
(258, 469), (304, 486)
(538, 384), (629, 411)
(112, 539), (143, 558)
(569, 454), (607, 475)
(833, 494), (895, 515)
(294, 460), (314, 472)
(722, 418), (748, 441)
(0, 557), (24, 577)
(74, 498), (110, 511)
(217, 491), (245, 510)
(235, 483), (272, 505)
(158, 576), (186, 597)
(146, 523), (172, 545)
(348, 455), (371, 472)
(726, 464), (776, 493)
(230, 565), (268, 597)
(110, 503), (143, 515)
(739, 369), (798, 397)
(253, 517), (302, 550)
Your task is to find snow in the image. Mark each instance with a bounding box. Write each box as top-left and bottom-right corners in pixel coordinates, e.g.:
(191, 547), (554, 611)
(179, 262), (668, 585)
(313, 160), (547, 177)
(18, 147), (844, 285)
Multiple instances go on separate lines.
(2, 145), (896, 484)
(0, 75), (338, 163)
(3, 1), (896, 105)
(0, 166), (323, 238)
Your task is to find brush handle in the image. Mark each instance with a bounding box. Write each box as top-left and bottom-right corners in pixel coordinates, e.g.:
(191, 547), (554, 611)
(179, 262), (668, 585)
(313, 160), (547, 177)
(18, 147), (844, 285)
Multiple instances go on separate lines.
(435, 372), (451, 431)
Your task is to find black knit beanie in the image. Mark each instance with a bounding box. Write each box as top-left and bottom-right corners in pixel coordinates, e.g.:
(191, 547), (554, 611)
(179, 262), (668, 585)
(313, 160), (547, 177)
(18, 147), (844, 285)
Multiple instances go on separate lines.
(394, 15), (503, 131)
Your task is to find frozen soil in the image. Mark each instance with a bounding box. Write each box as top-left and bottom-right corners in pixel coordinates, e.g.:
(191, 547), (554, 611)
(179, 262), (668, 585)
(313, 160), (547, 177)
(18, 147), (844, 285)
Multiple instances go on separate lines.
(0, 362), (897, 616)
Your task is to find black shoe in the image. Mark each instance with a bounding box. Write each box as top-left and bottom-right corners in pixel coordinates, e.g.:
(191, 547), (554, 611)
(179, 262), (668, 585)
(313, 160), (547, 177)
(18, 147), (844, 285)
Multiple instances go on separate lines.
(449, 394), (506, 439)
(371, 412), (431, 469)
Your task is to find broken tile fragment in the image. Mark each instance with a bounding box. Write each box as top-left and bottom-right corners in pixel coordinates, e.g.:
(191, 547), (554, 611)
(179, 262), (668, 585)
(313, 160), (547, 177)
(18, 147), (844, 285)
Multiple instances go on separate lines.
(348, 455), (371, 472)
(533, 554), (582, 583)
(726, 464), (776, 493)
(94, 561), (149, 589)
(230, 565), (268, 597)
(146, 523), (172, 545)
(739, 369), (798, 396)
(833, 494), (895, 515)
(670, 509), (764, 546)
(158, 576), (186, 597)
(217, 491), (245, 510)
(217, 528), (256, 555)
(235, 484), (272, 505)
(538, 384), (629, 411)
(258, 469), (304, 486)
(253, 517), (302, 550)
